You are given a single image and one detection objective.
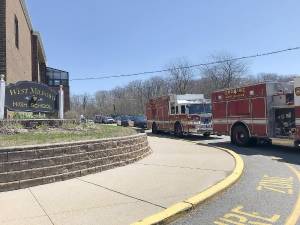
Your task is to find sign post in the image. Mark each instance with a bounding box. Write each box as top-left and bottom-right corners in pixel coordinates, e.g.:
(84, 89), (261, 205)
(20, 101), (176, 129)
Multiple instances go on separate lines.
(0, 74), (5, 120)
(59, 85), (64, 119)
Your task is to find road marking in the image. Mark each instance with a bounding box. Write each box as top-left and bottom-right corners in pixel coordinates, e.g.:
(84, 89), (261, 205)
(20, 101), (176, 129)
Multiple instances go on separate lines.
(214, 205), (280, 225)
(257, 175), (294, 195)
(131, 147), (244, 225)
(285, 165), (300, 225)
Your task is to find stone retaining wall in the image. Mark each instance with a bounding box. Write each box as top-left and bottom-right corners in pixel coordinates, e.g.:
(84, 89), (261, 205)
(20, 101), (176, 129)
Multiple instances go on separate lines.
(0, 119), (77, 129)
(0, 133), (151, 192)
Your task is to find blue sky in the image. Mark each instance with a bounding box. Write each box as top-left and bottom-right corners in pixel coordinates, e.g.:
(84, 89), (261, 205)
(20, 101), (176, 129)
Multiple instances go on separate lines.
(26, 0), (300, 95)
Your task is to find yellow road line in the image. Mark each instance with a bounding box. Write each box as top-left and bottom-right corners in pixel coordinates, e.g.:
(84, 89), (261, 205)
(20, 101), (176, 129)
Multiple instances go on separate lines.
(131, 147), (244, 225)
(285, 165), (300, 225)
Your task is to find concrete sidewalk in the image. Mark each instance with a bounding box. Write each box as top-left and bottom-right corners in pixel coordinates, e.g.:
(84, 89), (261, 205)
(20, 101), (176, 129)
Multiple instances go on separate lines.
(0, 135), (235, 225)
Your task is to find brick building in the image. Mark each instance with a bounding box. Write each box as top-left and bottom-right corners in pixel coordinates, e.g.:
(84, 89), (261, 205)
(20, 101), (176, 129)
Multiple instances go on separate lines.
(0, 0), (70, 111)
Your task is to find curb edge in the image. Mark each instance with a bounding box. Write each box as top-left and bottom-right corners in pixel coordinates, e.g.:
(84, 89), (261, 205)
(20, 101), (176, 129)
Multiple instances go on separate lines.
(131, 146), (244, 225)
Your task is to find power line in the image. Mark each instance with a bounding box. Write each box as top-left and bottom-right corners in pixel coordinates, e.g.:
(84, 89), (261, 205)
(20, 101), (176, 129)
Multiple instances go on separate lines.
(70, 46), (300, 81)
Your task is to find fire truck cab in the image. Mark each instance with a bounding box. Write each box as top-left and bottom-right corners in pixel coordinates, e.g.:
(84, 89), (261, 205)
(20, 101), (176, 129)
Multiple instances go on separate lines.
(146, 94), (213, 136)
(212, 78), (300, 147)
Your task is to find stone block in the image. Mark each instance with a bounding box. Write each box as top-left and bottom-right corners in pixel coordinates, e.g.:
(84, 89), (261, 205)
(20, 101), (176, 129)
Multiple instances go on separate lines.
(7, 151), (23, 162)
(20, 150), (37, 160)
(65, 146), (80, 154)
(4, 161), (20, 172)
(20, 177), (44, 189)
(0, 152), (7, 162)
(44, 166), (61, 176)
(80, 169), (89, 176)
(86, 167), (95, 175)
(95, 166), (102, 173)
(6, 171), (20, 182)
(94, 150), (106, 158)
(0, 163), (5, 173)
(65, 163), (78, 172)
(31, 169), (44, 179)
(52, 147), (65, 156)
(28, 159), (41, 169)
(19, 161), (29, 171)
(77, 162), (88, 171)
(87, 144), (95, 152)
(52, 157), (65, 165)
(62, 171), (80, 180)
(43, 175), (62, 185)
(0, 181), (19, 192)
(63, 156), (73, 164)
(36, 149), (54, 158)
(0, 172), (7, 183)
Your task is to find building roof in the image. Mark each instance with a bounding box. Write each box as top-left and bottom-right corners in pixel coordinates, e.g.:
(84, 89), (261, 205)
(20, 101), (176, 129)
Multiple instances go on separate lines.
(20, 0), (47, 62)
(20, 0), (33, 30)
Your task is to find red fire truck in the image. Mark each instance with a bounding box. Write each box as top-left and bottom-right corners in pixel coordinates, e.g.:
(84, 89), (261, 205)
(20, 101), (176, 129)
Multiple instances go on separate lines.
(146, 94), (213, 136)
(212, 78), (300, 147)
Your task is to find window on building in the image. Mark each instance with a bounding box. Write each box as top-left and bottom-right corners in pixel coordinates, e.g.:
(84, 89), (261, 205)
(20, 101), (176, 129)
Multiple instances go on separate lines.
(46, 68), (69, 87)
(181, 105), (186, 114)
(170, 103), (175, 114)
(15, 16), (19, 49)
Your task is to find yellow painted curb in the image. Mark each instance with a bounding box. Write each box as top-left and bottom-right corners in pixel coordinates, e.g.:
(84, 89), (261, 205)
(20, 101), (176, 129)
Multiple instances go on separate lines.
(131, 146), (244, 225)
(285, 165), (300, 225)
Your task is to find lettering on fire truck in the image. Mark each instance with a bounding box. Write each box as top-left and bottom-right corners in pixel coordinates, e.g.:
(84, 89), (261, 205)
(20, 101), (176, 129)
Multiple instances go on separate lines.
(212, 78), (300, 148)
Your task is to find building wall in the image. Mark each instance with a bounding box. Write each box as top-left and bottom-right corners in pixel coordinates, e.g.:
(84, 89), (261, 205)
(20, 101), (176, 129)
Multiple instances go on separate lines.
(6, 0), (32, 83)
(0, 0), (6, 76)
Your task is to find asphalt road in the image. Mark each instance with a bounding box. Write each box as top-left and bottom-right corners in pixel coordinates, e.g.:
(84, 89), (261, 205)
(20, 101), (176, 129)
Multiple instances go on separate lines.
(164, 134), (300, 225)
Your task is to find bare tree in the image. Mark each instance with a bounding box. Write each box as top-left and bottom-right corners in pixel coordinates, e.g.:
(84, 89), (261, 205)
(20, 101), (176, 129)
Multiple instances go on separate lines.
(143, 76), (170, 100)
(201, 53), (248, 94)
(167, 59), (194, 94)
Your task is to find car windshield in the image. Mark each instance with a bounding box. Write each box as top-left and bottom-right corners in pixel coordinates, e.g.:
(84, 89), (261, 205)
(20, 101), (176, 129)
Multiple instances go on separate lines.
(188, 104), (212, 114)
(134, 116), (146, 121)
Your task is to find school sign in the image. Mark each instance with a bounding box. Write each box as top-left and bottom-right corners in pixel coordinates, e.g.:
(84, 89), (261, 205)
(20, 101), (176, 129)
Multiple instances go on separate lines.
(0, 75), (64, 119)
(5, 81), (58, 113)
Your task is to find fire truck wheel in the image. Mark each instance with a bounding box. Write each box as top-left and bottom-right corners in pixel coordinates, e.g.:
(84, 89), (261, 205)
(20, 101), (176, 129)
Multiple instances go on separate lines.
(203, 132), (211, 138)
(232, 125), (250, 147)
(174, 123), (183, 137)
(294, 140), (300, 149)
(152, 122), (158, 134)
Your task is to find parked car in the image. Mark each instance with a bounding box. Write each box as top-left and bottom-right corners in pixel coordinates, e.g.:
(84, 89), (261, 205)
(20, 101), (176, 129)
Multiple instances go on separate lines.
(129, 115), (147, 129)
(115, 116), (121, 126)
(116, 116), (131, 127)
(102, 116), (115, 124)
(94, 115), (104, 123)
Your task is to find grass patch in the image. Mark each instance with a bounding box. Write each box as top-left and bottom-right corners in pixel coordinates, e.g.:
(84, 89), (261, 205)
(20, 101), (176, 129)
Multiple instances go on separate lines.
(0, 124), (138, 147)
